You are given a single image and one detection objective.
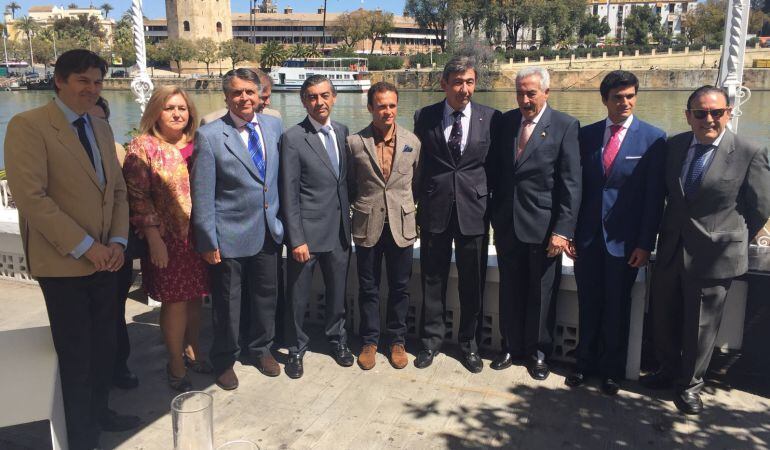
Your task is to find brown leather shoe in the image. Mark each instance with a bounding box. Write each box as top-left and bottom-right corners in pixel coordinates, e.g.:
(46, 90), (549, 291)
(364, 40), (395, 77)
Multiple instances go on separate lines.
(215, 368), (239, 391)
(358, 344), (377, 370)
(389, 344), (408, 369)
(256, 354), (281, 377)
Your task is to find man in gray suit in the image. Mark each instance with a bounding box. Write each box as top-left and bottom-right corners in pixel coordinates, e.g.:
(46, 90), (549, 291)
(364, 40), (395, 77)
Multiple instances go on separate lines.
(191, 68), (284, 390)
(347, 81), (421, 370)
(200, 69), (281, 125)
(279, 75), (353, 379)
(642, 86), (770, 414)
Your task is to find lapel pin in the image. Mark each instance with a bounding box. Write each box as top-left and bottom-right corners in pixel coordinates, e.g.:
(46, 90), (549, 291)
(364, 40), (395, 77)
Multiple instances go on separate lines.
(541, 132), (547, 137)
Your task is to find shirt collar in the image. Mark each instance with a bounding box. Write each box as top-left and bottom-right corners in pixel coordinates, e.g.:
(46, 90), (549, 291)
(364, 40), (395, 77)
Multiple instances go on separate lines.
(307, 115), (332, 132)
(229, 110), (257, 129)
(55, 96), (90, 126)
(605, 114), (634, 130)
(521, 103), (548, 125)
(443, 100), (472, 119)
(373, 123), (396, 143)
(690, 129), (727, 149)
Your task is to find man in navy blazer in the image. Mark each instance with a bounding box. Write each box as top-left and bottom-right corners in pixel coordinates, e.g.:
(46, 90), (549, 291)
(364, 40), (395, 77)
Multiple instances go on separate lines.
(191, 68), (284, 389)
(565, 71), (666, 395)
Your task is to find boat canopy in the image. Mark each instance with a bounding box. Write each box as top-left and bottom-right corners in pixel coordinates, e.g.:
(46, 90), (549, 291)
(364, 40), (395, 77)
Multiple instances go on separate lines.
(280, 58), (369, 72)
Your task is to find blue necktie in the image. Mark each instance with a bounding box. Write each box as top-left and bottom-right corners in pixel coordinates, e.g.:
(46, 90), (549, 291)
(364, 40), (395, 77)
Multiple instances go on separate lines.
(319, 125), (339, 177)
(245, 122), (266, 179)
(683, 143), (711, 199)
(73, 117), (95, 168)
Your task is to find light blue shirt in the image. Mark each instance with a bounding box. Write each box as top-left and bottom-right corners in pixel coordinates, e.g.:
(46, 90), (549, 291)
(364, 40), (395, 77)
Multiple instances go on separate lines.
(55, 97), (127, 258)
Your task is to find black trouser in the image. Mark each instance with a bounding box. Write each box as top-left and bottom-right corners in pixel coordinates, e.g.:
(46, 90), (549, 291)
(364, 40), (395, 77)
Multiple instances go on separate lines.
(419, 209), (487, 354)
(114, 256), (135, 375)
(209, 237), (279, 374)
(356, 226), (414, 347)
(574, 234), (638, 379)
(496, 234), (560, 359)
(38, 272), (118, 450)
(649, 243), (732, 394)
(285, 240), (351, 355)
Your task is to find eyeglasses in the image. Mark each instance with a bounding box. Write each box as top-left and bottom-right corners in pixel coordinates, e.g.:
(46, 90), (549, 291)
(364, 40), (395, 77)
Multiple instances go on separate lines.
(689, 109), (729, 120)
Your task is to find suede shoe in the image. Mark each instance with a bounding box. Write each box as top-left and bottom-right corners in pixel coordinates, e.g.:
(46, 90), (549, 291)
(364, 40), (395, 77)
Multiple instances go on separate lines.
(333, 344), (355, 367)
(256, 354), (281, 377)
(358, 344), (377, 370)
(286, 353), (304, 379)
(414, 349), (439, 369)
(389, 344), (408, 369)
(674, 390), (703, 415)
(215, 367), (239, 391)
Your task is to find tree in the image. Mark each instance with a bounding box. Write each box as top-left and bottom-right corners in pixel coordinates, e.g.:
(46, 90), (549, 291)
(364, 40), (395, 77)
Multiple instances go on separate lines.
(100, 3), (113, 18)
(681, 0), (725, 47)
(219, 38), (257, 70)
(623, 5), (663, 45)
(288, 43), (320, 58)
(112, 10), (137, 68)
(165, 38), (196, 77)
(147, 40), (170, 66)
(494, 0), (539, 50)
(331, 9), (368, 48)
(579, 14), (611, 40)
(449, 0), (490, 36)
(32, 36), (55, 72)
(7, 2), (21, 19)
(362, 9), (394, 54)
(53, 14), (106, 50)
(404, 0), (451, 51)
(258, 40), (286, 69)
(14, 16), (39, 66)
(749, 8), (769, 35)
(195, 38), (220, 76)
(68, 3), (78, 9)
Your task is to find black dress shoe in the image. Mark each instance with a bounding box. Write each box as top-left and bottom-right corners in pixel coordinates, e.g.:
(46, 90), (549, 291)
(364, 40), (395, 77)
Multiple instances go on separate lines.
(602, 377), (620, 396)
(100, 409), (141, 432)
(490, 352), (513, 370)
(332, 344), (355, 367)
(112, 369), (139, 390)
(414, 349), (438, 369)
(674, 390), (703, 415)
(565, 371), (585, 388)
(527, 358), (550, 381)
(286, 353), (304, 379)
(462, 352), (483, 373)
(639, 370), (674, 390)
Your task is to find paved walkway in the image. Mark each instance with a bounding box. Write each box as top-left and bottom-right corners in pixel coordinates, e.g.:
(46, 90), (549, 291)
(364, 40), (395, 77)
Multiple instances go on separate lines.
(1, 279), (769, 449)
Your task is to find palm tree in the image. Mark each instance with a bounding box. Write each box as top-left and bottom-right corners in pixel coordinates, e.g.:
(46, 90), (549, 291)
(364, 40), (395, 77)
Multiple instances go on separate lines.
(7, 2), (21, 19)
(67, 3), (78, 9)
(99, 3), (113, 19)
(258, 40), (286, 69)
(14, 16), (38, 67)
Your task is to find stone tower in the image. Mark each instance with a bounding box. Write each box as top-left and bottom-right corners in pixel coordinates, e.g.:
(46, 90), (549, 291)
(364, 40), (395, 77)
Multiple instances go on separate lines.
(166, 0), (233, 72)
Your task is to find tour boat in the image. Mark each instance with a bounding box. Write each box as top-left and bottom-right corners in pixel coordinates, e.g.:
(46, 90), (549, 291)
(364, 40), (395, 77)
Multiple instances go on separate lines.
(269, 58), (371, 93)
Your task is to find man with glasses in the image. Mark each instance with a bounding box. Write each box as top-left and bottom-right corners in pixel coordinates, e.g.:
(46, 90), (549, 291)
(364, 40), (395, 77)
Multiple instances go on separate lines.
(642, 85), (770, 415)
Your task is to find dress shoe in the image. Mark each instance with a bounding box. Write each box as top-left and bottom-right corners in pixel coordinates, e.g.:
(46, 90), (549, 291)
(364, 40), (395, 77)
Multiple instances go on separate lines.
(601, 377), (620, 396)
(112, 368), (139, 390)
(255, 354), (281, 377)
(100, 409), (141, 432)
(215, 368), (239, 391)
(462, 352), (483, 373)
(527, 358), (550, 381)
(183, 354), (214, 374)
(414, 349), (439, 369)
(639, 370), (674, 390)
(564, 371), (585, 388)
(389, 344), (408, 369)
(490, 352), (513, 370)
(674, 390), (703, 415)
(332, 344), (355, 367)
(286, 353), (304, 379)
(358, 344), (377, 370)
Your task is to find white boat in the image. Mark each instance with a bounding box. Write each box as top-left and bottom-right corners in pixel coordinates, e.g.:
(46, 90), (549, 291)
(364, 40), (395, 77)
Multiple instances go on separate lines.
(269, 58), (371, 93)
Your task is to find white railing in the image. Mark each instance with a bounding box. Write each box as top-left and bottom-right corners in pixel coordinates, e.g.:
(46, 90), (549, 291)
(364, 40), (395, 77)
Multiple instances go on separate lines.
(0, 180), (13, 209)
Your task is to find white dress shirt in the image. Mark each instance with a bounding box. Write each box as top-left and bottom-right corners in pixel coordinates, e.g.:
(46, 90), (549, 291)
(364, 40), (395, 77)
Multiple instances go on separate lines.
(308, 115), (340, 162)
(602, 114), (634, 157)
(442, 100), (472, 154)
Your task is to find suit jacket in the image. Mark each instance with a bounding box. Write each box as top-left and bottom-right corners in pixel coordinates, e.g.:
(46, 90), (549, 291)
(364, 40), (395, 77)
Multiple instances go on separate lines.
(413, 101), (501, 235)
(4, 100), (128, 277)
(279, 116), (351, 253)
(200, 107), (281, 126)
(656, 130), (770, 279)
(575, 117), (667, 257)
(190, 112), (284, 258)
(347, 123), (422, 248)
(490, 105), (581, 245)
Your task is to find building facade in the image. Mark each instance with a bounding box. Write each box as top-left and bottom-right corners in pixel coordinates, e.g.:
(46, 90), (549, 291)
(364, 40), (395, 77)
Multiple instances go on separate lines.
(3, 5), (116, 45)
(587, 0), (697, 40)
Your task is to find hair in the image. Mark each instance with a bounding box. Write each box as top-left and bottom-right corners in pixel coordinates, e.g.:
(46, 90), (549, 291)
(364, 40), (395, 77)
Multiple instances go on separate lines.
(441, 56), (477, 82)
(53, 49), (108, 93)
(515, 66), (550, 91)
(139, 86), (198, 143)
(686, 85), (730, 110)
(256, 69), (273, 91)
(599, 70), (639, 100)
(94, 96), (110, 120)
(300, 74), (336, 99)
(367, 81), (399, 106)
(222, 68), (261, 95)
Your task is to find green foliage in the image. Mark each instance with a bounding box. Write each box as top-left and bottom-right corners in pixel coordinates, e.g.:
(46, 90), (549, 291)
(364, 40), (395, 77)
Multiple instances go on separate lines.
(218, 39), (258, 70)
(164, 39), (196, 77)
(99, 3), (113, 18)
(404, 0), (451, 51)
(51, 14), (106, 51)
(258, 40), (287, 69)
(407, 51), (452, 69)
(623, 5), (663, 45)
(288, 43), (320, 58)
(366, 55), (404, 70)
(112, 11), (137, 68)
(681, 0), (726, 47)
(362, 10), (394, 54)
(147, 40), (171, 66)
(195, 38), (221, 75)
(7, 2), (21, 19)
(331, 9), (368, 48)
(579, 15), (611, 40)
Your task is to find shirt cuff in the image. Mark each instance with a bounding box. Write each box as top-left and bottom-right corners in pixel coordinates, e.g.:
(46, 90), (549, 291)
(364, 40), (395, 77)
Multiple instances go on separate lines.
(70, 235), (95, 259)
(552, 233), (571, 241)
(109, 237), (128, 249)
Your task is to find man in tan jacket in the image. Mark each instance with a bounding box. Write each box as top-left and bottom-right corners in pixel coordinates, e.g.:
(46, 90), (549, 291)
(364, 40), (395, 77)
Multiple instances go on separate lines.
(5, 49), (139, 450)
(347, 81), (421, 370)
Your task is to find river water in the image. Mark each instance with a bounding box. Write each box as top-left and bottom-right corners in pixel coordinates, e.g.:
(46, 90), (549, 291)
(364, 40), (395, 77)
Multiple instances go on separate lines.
(1, 89), (768, 169)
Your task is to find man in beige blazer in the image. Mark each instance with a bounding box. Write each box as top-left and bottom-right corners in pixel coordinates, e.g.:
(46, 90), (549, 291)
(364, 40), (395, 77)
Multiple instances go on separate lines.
(347, 81), (421, 370)
(5, 49), (139, 450)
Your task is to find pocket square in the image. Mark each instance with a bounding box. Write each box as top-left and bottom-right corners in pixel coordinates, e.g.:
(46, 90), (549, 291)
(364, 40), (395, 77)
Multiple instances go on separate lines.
(403, 145), (414, 153)
(625, 156), (642, 160)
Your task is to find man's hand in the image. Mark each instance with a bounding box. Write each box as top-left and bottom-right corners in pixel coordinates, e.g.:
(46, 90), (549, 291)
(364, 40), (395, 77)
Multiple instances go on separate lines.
(627, 248), (651, 268)
(84, 242), (112, 271)
(564, 241), (578, 260)
(106, 243), (125, 272)
(292, 244), (310, 263)
(546, 234), (570, 258)
(201, 249), (221, 265)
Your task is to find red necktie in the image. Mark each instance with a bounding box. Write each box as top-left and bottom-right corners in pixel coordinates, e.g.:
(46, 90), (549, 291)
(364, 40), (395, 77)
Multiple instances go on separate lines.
(602, 124), (623, 174)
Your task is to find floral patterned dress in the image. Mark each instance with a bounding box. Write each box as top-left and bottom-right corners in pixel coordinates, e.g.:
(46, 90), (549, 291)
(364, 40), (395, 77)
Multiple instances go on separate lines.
(123, 135), (209, 303)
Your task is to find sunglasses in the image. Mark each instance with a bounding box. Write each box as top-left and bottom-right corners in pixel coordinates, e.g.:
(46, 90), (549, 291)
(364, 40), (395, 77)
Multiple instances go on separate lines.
(689, 109), (729, 120)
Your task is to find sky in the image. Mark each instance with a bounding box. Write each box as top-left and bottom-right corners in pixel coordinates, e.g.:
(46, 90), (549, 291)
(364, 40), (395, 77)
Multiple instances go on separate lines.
(5, 0), (408, 19)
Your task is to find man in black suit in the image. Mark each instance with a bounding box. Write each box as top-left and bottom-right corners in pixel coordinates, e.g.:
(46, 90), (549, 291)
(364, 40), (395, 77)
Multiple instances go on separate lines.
(641, 86), (770, 414)
(489, 66), (581, 381)
(279, 75), (354, 379)
(412, 56), (501, 373)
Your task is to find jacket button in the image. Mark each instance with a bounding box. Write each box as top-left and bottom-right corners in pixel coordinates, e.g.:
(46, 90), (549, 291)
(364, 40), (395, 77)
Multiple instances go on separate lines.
(264, 186), (268, 192)
(264, 203), (269, 209)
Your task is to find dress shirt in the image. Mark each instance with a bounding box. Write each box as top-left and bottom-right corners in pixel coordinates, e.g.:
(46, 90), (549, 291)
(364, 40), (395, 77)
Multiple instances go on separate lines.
(373, 124), (397, 182)
(55, 96), (127, 258)
(602, 115), (633, 156)
(308, 115), (340, 162)
(517, 103), (548, 146)
(442, 100), (471, 154)
(229, 111), (266, 159)
(679, 129), (726, 183)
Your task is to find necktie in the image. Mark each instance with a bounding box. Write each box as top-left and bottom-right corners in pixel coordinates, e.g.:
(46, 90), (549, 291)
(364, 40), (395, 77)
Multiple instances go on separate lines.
(319, 125), (339, 177)
(602, 124), (623, 174)
(447, 111), (463, 163)
(245, 122), (266, 179)
(73, 117), (95, 168)
(516, 119), (534, 160)
(683, 143), (711, 199)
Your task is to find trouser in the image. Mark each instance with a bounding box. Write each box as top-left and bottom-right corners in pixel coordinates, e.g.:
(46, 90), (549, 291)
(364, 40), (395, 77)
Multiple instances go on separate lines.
(114, 256), (135, 375)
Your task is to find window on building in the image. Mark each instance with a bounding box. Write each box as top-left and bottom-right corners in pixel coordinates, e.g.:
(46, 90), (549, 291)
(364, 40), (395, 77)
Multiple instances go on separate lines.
(681, 2), (688, 11)
(216, 22), (222, 32)
(593, 5), (598, 15)
(183, 21), (190, 32)
(669, 3), (675, 13)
